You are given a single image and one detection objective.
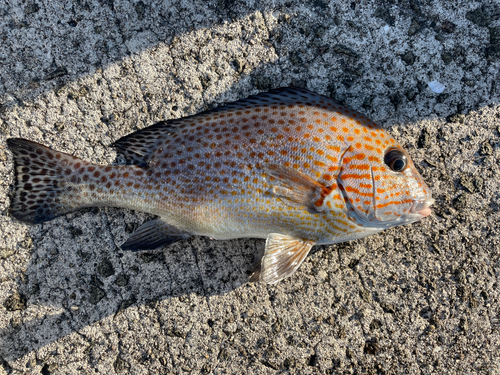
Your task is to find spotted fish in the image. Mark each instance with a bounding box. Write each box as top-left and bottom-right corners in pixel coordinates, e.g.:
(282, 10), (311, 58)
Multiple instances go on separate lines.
(7, 87), (434, 284)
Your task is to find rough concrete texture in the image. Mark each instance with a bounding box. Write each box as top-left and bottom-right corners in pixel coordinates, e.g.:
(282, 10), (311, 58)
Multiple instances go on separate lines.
(0, 0), (499, 373)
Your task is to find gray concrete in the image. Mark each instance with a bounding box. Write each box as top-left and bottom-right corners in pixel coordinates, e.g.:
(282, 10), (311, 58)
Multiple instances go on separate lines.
(0, 0), (499, 373)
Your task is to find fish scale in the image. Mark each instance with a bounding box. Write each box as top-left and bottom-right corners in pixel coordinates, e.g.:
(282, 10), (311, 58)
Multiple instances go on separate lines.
(7, 87), (433, 284)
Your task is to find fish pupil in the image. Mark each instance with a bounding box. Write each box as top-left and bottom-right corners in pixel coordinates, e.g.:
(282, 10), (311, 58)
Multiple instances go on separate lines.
(393, 159), (405, 171)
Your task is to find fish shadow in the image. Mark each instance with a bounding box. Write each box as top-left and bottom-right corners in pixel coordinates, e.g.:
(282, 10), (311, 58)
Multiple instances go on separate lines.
(0, 207), (265, 361)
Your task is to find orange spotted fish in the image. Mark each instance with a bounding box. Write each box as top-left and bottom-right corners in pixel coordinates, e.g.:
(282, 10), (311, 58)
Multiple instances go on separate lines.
(7, 88), (434, 284)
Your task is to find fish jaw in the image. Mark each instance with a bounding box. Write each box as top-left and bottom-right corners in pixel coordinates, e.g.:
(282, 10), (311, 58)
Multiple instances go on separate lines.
(345, 196), (434, 228)
(410, 197), (435, 218)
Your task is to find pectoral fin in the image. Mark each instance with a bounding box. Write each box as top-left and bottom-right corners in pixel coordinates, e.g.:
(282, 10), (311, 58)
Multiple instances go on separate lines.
(121, 219), (190, 251)
(250, 233), (314, 284)
(262, 163), (332, 213)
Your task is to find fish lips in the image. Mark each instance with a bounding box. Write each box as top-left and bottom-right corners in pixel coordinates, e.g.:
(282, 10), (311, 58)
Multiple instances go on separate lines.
(410, 197), (435, 218)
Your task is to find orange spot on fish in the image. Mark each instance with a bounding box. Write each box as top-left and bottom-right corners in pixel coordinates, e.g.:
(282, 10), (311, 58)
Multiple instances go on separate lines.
(341, 173), (371, 180)
(327, 146), (340, 153)
(357, 206), (371, 214)
(376, 199), (413, 209)
(349, 164), (370, 170)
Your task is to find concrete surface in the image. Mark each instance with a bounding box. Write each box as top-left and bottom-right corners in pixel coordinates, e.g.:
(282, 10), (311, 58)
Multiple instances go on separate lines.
(0, 0), (499, 373)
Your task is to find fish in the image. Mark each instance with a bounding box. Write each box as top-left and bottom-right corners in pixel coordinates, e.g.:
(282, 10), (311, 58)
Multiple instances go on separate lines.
(7, 87), (434, 284)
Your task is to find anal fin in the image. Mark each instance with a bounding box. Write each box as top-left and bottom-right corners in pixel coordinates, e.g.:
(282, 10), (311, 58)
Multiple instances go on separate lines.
(121, 219), (190, 251)
(250, 233), (314, 284)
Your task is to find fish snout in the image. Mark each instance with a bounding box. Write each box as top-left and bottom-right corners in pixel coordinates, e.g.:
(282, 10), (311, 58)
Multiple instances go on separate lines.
(410, 197), (435, 218)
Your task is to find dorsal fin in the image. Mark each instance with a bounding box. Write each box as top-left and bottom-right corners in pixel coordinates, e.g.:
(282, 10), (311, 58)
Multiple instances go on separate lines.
(112, 121), (173, 167)
(113, 87), (331, 166)
(204, 87), (329, 113)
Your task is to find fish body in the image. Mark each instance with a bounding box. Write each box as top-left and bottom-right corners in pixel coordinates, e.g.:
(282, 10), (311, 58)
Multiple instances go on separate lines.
(8, 88), (433, 283)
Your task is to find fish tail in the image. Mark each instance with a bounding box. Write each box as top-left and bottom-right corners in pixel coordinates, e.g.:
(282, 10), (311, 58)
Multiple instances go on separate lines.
(7, 138), (98, 224)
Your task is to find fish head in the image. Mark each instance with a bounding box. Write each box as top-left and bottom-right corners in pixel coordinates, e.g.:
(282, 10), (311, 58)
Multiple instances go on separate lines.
(337, 129), (433, 229)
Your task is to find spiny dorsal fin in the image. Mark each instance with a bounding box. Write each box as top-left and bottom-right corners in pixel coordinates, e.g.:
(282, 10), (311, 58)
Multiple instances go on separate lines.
(112, 88), (331, 166)
(112, 121), (173, 167)
(251, 233), (314, 284)
(120, 219), (190, 251)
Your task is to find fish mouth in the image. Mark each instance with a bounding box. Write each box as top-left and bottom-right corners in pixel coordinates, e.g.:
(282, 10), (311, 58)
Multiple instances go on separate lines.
(410, 197), (435, 217)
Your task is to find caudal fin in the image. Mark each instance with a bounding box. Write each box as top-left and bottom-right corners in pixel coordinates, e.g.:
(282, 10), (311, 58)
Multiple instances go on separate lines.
(7, 138), (88, 224)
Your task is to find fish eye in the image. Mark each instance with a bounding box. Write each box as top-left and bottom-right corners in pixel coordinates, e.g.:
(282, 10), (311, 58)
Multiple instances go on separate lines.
(384, 148), (408, 172)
